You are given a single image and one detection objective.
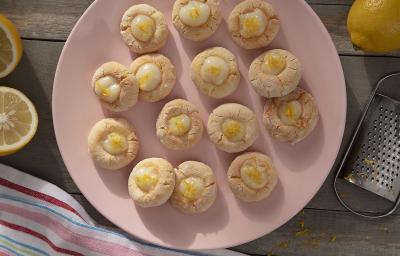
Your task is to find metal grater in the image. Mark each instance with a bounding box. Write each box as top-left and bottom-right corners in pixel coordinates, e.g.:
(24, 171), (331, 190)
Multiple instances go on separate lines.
(334, 73), (400, 218)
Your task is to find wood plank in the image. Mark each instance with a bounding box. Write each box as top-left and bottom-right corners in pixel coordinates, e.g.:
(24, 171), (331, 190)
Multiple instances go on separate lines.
(1, 39), (399, 253)
(1, 118), (80, 193)
(72, 194), (400, 256)
(0, 40), (79, 192)
(307, 55), (400, 214)
(3, 39), (400, 205)
(233, 208), (400, 255)
(1, 1), (398, 57)
(307, 0), (352, 4)
(0, 40), (63, 120)
(1, 0), (93, 40)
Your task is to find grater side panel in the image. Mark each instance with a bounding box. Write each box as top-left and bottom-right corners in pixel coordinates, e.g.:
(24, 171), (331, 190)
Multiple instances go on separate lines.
(341, 94), (400, 202)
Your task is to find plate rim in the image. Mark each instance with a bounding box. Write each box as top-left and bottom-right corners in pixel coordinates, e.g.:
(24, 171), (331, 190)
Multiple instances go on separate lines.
(52, 0), (347, 249)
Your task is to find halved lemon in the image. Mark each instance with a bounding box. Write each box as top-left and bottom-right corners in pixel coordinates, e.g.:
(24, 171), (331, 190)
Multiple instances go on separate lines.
(0, 86), (38, 156)
(0, 15), (23, 78)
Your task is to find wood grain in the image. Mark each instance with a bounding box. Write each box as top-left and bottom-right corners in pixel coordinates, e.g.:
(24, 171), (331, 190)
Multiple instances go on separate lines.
(1, 118), (79, 193)
(1, 0), (93, 40)
(3, 39), (400, 210)
(233, 207), (400, 255)
(308, 0), (352, 4)
(1, 0), (398, 57)
(0, 40), (79, 192)
(71, 194), (400, 256)
(1, 1), (400, 255)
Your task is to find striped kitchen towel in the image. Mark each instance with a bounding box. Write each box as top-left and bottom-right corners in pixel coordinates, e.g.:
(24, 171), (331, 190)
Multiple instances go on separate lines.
(0, 164), (247, 256)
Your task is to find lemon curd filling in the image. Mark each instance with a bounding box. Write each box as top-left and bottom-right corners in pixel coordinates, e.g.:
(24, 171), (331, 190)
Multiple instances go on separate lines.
(95, 76), (121, 103)
(168, 114), (191, 136)
(240, 159), (268, 189)
(179, 177), (205, 200)
(133, 167), (159, 192)
(222, 119), (246, 141)
(239, 9), (267, 38)
(136, 63), (162, 92)
(200, 56), (229, 85)
(262, 52), (286, 75)
(102, 132), (128, 155)
(278, 100), (302, 125)
(179, 1), (211, 27)
(131, 15), (155, 42)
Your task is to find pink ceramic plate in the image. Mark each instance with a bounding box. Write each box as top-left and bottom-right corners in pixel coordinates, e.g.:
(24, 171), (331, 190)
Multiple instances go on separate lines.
(53, 0), (346, 250)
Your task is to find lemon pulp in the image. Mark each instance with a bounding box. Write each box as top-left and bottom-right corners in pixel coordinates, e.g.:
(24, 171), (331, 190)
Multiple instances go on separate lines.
(0, 15), (23, 78)
(0, 87), (38, 156)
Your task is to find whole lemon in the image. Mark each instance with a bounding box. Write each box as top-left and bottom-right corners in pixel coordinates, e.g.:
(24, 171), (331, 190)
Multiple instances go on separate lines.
(347, 0), (400, 52)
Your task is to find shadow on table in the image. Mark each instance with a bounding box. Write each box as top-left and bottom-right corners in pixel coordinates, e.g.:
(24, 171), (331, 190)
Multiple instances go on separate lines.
(0, 52), (75, 191)
(332, 56), (400, 215)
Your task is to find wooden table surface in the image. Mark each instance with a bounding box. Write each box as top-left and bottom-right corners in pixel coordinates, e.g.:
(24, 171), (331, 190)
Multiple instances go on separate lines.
(2, 0), (400, 255)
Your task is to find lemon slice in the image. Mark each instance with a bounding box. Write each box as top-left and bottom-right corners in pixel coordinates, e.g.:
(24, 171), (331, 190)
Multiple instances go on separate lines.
(0, 15), (23, 78)
(0, 87), (38, 156)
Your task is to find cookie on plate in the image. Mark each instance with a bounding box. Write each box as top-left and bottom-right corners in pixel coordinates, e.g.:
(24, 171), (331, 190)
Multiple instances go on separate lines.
(263, 87), (319, 144)
(249, 49), (301, 98)
(128, 158), (175, 207)
(191, 47), (240, 98)
(92, 62), (139, 112)
(156, 99), (204, 150)
(227, 152), (278, 202)
(120, 4), (169, 54)
(172, 0), (222, 41)
(130, 54), (176, 102)
(207, 103), (259, 153)
(228, 0), (279, 49)
(88, 118), (139, 170)
(170, 161), (217, 214)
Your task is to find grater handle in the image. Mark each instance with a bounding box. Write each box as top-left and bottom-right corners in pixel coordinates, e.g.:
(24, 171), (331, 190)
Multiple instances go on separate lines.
(334, 164), (400, 219)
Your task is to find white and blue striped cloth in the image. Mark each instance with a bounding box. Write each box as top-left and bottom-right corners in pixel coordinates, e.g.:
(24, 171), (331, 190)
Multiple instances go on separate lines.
(0, 164), (247, 256)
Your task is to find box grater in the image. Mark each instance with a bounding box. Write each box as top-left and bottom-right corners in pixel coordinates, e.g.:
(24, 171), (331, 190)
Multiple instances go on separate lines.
(334, 73), (400, 218)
